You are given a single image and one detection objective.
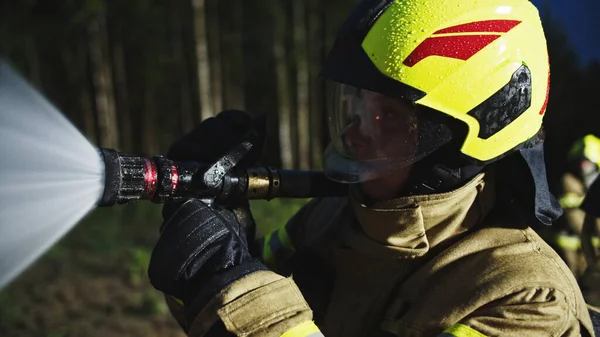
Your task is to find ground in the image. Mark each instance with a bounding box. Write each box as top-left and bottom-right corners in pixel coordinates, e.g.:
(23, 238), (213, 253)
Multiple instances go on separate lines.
(0, 198), (307, 337)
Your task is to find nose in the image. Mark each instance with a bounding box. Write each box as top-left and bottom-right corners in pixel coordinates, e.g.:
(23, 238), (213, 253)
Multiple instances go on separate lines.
(343, 115), (368, 148)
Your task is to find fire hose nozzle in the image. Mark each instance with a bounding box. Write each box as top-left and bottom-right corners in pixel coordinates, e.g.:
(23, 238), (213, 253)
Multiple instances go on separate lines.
(97, 148), (347, 207)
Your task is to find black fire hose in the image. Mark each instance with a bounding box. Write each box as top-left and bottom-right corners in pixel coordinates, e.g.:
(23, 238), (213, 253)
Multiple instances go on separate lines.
(97, 148), (348, 207)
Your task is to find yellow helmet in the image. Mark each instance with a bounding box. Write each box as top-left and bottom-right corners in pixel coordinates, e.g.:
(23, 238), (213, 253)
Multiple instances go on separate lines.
(321, 0), (549, 183)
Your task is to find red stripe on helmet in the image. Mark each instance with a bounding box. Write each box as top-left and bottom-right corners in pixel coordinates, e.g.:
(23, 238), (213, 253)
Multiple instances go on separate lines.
(403, 35), (500, 67)
(434, 20), (521, 34)
(539, 70), (550, 115)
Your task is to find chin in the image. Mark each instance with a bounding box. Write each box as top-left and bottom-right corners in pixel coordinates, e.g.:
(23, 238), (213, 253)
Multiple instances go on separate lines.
(360, 166), (413, 201)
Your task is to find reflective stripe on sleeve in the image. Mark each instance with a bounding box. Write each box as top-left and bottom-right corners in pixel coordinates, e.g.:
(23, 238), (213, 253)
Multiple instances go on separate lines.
(170, 296), (184, 306)
(277, 225), (295, 251)
(262, 231), (276, 268)
(559, 193), (585, 209)
(439, 324), (487, 337)
(281, 321), (324, 337)
(554, 234), (600, 251)
(261, 227), (296, 269)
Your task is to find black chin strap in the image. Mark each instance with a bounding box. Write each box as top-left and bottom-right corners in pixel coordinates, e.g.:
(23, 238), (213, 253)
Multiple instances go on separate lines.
(402, 138), (562, 227)
(519, 142), (563, 225)
(405, 163), (485, 196)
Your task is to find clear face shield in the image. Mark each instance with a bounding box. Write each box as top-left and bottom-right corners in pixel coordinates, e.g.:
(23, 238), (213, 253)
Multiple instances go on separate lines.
(324, 83), (454, 183)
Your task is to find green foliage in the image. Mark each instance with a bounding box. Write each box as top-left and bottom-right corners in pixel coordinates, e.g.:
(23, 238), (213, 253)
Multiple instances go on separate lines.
(133, 291), (169, 316)
(0, 293), (22, 331)
(44, 244), (70, 263)
(72, 0), (107, 24)
(250, 198), (310, 236)
(126, 247), (151, 286)
(46, 329), (69, 337)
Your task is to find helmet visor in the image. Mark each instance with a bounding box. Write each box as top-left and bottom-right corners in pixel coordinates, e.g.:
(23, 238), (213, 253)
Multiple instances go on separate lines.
(325, 83), (453, 183)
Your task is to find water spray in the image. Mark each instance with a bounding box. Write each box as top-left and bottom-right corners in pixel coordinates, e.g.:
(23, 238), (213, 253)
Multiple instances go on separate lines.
(98, 148), (347, 206)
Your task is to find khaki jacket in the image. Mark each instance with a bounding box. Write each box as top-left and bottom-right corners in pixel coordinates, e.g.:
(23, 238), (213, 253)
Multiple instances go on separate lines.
(174, 172), (595, 336)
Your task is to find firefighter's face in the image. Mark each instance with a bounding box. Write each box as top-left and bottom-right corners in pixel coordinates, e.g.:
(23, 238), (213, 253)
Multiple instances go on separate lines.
(342, 90), (418, 163)
(342, 90), (418, 200)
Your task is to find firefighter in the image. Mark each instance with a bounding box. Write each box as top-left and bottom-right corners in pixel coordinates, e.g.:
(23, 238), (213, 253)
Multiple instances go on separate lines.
(540, 135), (600, 280)
(147, 0), (596, 336)
(580, 171), (600, 308)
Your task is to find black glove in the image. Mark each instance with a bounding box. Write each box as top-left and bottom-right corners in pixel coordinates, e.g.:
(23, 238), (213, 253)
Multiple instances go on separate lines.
(162, 109), (265, 223)
(149, 110), (267, 325)
(166, 109), (265, 166)
(148, 198), (268, 322)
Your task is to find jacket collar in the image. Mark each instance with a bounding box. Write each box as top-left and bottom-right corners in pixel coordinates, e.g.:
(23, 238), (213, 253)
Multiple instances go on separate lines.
(346, 172), (496, 258)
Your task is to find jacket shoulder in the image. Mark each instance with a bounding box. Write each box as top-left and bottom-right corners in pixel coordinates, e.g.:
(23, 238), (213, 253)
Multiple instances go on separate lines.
(448, 226), (585, 308)
(391, 225), (593, 336)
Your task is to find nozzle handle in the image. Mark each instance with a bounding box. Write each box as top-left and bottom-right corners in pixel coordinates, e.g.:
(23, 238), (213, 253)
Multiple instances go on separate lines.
(99, 148), (149, 206)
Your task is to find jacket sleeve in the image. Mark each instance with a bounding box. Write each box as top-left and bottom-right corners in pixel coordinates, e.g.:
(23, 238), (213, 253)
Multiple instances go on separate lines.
(165, 199), (329, 337)
(439, 287), (592, 337)
(254, 198), (325, 273)
(183, 270), (325, 337)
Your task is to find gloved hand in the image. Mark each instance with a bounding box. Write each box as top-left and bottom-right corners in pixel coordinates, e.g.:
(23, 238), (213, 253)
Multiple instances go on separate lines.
(148, 198), (268, 321)
(162, 109), (265, 232)
(149, 110), (267, 325)
(149, 112), (317, 335)
(148, 198), (317, 337)
(166, 109), (265, 167)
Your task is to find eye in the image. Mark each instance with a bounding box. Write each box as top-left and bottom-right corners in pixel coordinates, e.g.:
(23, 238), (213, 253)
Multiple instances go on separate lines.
(374, 111), (395, 121)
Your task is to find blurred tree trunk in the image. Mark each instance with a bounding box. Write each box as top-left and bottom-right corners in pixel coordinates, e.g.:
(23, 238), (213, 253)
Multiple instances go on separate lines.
(220, 0), (245, 110)
(285, 1), (299, 169)
(293, 0), (310, 170)
(112, 40), (132, 152)
(80, 84), (97, 144)
(88, 14), (119, 149)
(242, 0), (281, 167)
(171, 1), (194, 134)
(273, 0), (293, 169)
(192, 0), (214, 120)
(319, 1), (349, 155)
(308, 0), (324, 169)
(62, 43), (96, 142)
(207, 0), (223, 113)
(24, 33), (42, 89)
(142, 81), (159, 156)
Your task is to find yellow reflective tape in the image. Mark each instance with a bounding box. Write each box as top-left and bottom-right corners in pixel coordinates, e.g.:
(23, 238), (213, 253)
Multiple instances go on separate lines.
(277, 227), (296, 252)
(553, 234), (600, 251)
(281, 321), (323, 337)
(169, 296), (184, 306)
(442, 324), (487, 337)
(559, 193), (585, 209)
(584, 236), (599, 248)
(556, 235), (582, 251)
(262, 232), (276, 268)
